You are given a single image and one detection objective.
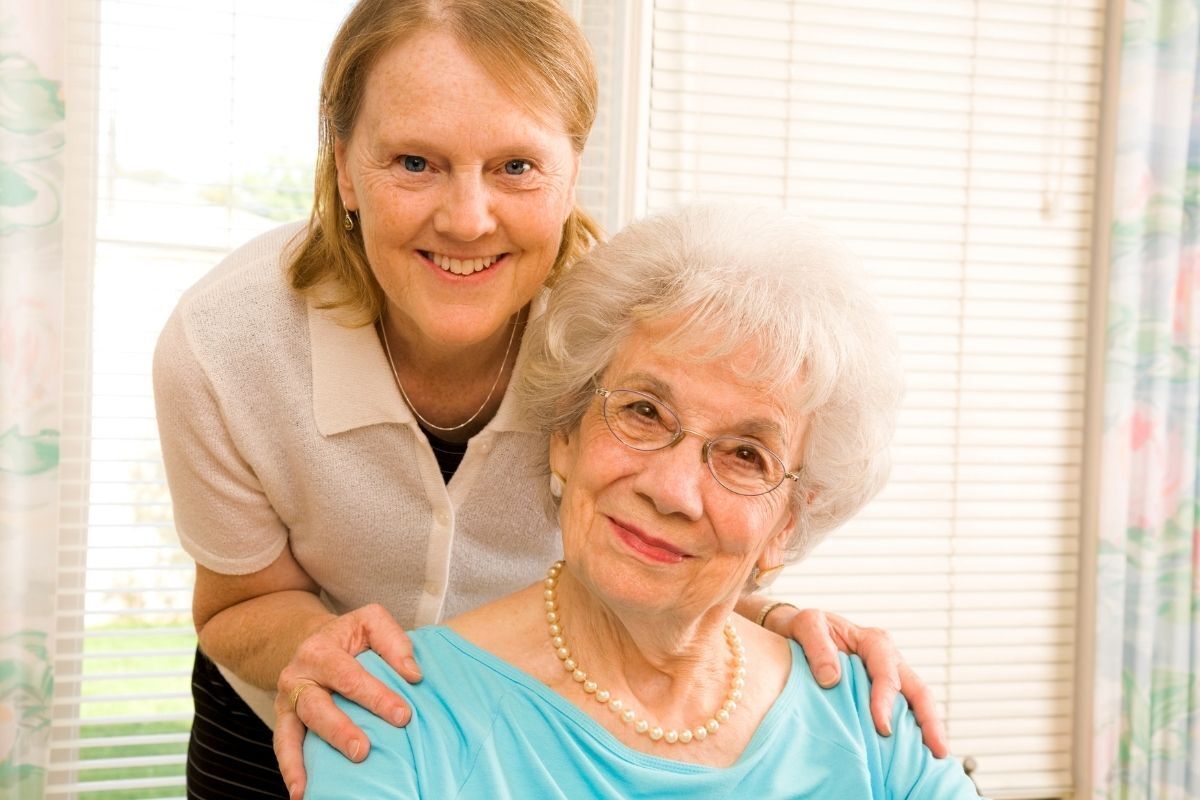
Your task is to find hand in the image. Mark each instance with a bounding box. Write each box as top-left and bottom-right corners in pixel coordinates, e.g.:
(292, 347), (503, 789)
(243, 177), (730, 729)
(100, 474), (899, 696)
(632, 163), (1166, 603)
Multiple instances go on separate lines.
(272, 604), (424, 800)
(771, 606), (949, 758)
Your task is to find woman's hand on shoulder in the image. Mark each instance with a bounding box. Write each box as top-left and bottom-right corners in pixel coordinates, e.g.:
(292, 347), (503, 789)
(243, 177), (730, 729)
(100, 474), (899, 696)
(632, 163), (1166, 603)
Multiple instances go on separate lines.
(770, 606), (949, 758)
(273, 605), (424, 800)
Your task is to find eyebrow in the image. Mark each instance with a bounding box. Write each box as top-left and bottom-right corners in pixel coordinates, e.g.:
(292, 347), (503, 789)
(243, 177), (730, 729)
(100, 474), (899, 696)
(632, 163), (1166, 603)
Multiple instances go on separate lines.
(616, 371), (792, 447)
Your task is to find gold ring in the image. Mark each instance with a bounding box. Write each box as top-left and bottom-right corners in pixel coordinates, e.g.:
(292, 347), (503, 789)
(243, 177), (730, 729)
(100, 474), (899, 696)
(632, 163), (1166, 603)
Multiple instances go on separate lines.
(288, 682), (314, 713)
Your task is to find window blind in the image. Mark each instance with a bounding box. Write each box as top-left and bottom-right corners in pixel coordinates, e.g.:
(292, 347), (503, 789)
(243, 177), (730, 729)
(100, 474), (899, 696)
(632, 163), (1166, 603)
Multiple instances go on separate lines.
(52, 2), (356, 795)
(626, 1), (1105, 797)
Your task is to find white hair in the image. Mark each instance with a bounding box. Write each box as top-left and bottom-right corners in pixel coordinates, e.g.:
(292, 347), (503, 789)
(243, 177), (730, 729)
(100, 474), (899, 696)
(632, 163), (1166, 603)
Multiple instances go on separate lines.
(516, 204), (904, 561)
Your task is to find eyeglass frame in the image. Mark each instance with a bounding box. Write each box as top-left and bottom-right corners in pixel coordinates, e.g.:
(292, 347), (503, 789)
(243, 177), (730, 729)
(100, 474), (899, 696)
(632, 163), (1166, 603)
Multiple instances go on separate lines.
(592, 386), (802, 497)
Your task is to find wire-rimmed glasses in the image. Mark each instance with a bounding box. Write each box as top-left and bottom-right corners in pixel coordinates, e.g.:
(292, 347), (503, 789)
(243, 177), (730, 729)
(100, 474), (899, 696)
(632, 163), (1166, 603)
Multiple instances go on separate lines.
(594, 387), (800, 496)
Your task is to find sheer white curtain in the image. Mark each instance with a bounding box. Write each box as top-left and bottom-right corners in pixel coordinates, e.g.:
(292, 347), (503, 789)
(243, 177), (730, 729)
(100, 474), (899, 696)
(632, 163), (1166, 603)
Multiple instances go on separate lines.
(0, 2), (68, 797)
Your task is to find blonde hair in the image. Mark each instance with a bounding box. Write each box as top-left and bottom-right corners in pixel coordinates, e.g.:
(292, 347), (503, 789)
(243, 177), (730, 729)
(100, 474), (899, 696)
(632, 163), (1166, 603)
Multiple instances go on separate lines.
(517, 205), (904, 562)
(289, 0), (601, 325)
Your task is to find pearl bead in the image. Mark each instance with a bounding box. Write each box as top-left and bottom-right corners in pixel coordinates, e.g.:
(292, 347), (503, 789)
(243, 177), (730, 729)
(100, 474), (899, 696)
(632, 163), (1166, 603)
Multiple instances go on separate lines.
(539, 561), (746, 748)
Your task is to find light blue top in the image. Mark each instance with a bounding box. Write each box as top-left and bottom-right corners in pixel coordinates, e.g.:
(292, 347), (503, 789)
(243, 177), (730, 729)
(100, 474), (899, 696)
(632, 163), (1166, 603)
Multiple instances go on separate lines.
(304, 627), (980, 799)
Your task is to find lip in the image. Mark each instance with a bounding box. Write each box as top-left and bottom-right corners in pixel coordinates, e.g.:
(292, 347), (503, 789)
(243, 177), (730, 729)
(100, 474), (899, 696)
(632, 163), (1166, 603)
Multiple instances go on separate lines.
(419, 250), (509, 279)
(608, 516), (692, 564)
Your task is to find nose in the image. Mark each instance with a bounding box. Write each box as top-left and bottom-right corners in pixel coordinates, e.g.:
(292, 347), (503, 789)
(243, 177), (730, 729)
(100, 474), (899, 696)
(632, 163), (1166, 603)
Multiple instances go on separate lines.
(434, 172), (496, 241)
(632, 432), (707, 521)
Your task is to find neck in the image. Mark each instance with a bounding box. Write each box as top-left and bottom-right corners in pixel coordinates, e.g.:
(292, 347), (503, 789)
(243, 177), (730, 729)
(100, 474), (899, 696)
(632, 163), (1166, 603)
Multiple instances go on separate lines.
(379, 304), (526, 440)
(551, 566), (738, 730)
(381, 305), (525, 380)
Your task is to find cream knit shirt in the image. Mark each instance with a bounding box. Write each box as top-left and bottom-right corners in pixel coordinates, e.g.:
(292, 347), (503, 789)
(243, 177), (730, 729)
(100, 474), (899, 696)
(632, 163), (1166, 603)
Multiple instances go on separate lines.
(153, 222), (560, 723)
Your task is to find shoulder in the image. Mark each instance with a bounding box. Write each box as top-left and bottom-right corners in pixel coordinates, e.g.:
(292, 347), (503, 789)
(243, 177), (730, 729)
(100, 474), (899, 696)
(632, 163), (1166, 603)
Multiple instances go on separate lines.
(155, 222), (310, 381)
(170, 220), (309, 331)
(779, 643), (980, 797)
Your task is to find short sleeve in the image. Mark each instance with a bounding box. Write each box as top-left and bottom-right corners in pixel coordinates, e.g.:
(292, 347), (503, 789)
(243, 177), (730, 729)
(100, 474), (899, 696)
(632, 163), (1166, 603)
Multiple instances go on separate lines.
(153, 305), (289, 574)
(845, 655), (984, 799)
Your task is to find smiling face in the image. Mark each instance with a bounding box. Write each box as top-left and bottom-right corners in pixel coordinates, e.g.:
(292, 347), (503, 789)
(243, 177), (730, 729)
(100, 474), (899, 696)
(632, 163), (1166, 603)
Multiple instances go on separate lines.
(334, 30), (580, 350)
(549, 317), (807, 621)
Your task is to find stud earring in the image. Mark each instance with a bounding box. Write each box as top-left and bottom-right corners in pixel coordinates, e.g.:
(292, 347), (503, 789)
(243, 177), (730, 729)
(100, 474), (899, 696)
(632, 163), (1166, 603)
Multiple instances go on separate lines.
(549, 471), (566, 499)
(343, 210), (355, 231)
(754, 564), (785, 590)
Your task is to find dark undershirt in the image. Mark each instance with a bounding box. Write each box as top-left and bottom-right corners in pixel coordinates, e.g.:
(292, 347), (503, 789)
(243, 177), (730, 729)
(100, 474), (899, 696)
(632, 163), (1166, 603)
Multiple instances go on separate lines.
(421, 425), (469, 483)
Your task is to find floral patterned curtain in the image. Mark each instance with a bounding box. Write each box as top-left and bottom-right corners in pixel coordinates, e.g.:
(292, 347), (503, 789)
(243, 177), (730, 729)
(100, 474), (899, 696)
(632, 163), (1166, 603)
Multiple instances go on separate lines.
(1091, 1), (1200, 797)
(0, 2), (65, 797)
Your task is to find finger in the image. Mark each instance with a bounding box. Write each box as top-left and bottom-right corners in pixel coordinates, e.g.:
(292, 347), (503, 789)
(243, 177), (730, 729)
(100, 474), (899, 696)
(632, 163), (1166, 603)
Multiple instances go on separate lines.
(355, 607), (423, 684)
(850, 625), (902, 736)
(273, 709), (309, 800)
(788, 609), (843, 688)
(900, 663), (949, 757)
(321, 652), (413, 728)
(297, 682), (371, 763)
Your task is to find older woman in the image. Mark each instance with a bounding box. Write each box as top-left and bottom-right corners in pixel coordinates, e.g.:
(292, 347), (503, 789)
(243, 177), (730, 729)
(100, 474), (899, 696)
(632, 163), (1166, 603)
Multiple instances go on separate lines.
(302, 206), (979, 798)
(154, 2), (943, 798)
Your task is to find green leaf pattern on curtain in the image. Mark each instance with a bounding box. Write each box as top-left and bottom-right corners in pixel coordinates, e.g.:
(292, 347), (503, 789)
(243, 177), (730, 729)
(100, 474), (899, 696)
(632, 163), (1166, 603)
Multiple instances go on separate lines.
(0, 6), (63, 800)
(1092, 1), (1200, 798)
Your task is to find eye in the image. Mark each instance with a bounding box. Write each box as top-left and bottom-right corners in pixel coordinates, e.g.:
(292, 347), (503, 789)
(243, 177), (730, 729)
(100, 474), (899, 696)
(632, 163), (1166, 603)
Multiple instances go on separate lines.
(504, 159), (532, 175)
(710, 438), (774, 478)
(631, 400), (659, 420)
(401, 155), (427, 172)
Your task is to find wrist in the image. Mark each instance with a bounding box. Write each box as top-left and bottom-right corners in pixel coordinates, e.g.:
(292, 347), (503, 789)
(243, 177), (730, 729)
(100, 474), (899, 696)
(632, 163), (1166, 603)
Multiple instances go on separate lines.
(755, 600), (799, 630)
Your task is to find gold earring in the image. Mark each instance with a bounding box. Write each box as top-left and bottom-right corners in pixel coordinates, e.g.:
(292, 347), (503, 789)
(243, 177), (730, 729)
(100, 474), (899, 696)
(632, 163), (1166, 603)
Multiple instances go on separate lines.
(754, 564), (785, 589)
(343, 210), (355, 231)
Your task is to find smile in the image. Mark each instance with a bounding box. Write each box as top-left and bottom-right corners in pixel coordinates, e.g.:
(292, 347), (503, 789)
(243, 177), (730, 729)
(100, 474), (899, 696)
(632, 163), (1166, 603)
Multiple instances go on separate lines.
(424, 251), (503, 276)
(610, 518), (692, 564)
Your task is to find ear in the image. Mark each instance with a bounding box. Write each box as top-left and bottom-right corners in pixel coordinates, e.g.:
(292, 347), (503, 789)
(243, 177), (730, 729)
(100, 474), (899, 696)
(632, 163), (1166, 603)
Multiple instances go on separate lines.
(333, 138), (358, 211)
(758, 508), (797, 571)
(548, 428), (576, 485)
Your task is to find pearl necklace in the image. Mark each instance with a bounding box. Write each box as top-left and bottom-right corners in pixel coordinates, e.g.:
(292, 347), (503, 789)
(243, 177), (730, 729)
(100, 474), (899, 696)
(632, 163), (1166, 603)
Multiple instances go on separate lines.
(542, 561), (747, 745)
(379, 307), (520, 433)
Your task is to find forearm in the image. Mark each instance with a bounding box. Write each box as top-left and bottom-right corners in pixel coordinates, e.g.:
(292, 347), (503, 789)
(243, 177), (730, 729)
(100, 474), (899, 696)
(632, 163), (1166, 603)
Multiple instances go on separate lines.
(198, 589), (336, 690)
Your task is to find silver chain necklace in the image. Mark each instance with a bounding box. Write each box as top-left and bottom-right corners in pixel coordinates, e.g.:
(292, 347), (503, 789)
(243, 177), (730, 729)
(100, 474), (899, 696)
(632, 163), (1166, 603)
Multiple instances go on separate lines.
(379, 307), (521, 433)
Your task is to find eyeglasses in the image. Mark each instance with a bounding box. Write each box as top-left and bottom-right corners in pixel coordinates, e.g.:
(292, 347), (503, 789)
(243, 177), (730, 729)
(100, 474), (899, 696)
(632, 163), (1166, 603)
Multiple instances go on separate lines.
(594, 387), (801, 497)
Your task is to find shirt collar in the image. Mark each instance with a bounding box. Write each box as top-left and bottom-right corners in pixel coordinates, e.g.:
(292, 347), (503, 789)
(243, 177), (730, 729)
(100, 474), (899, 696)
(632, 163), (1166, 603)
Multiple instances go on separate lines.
(309, 290), (546, 437)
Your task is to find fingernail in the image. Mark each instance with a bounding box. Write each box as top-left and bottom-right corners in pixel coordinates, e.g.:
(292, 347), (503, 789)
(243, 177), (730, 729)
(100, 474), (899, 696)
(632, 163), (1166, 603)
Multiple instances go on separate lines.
(816, 666), (838, 686)
(393, 707), (410, 726)
(404, 657), (422, 679)
(349, 739), (362, 760)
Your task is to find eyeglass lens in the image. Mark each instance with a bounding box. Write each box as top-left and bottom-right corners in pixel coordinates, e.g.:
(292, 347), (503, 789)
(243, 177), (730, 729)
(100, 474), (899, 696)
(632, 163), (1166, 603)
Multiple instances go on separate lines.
(601, 389), (786, 495)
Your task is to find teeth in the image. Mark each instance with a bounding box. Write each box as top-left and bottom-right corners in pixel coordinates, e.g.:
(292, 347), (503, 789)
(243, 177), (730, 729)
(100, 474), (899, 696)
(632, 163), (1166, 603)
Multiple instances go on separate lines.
(429, 252), (499, 275)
